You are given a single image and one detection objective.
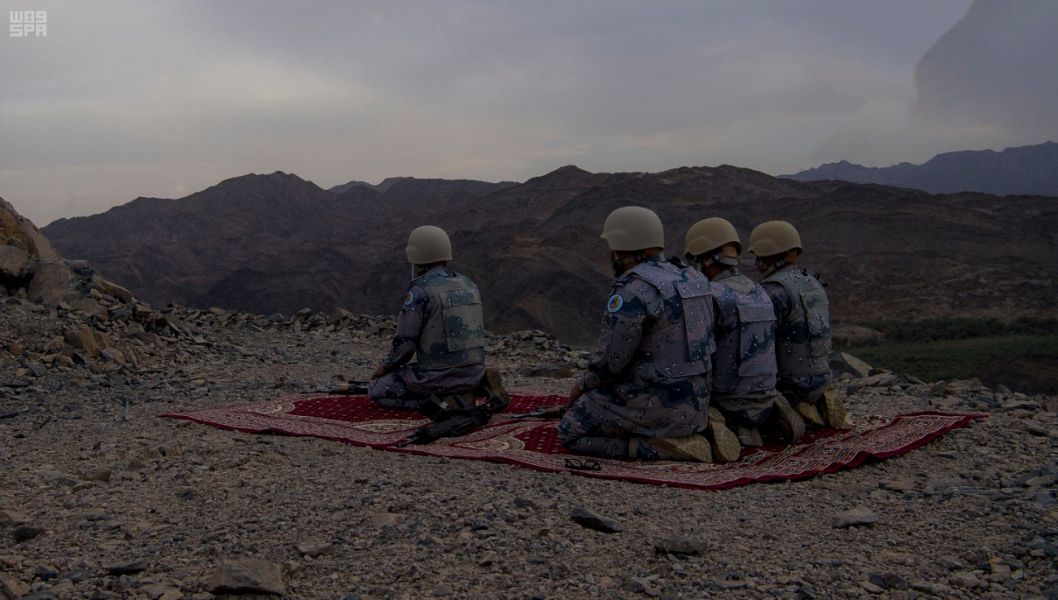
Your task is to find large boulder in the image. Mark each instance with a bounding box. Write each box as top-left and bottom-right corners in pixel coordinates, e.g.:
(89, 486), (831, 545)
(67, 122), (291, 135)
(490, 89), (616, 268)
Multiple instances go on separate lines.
(0, 197), (59, 262)
(1, 197), (136, 307)
(831, 324), (884, 348)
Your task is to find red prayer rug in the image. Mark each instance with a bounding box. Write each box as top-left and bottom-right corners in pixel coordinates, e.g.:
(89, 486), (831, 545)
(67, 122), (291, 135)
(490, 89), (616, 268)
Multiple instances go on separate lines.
(160, 394), (983, 491)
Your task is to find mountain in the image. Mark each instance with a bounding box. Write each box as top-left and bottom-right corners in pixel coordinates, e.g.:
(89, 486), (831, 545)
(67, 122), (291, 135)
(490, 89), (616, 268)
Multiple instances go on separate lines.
(782, 141), (1058, 196)
(41, 166), (1058, 346)
(327, 176), (517, 197)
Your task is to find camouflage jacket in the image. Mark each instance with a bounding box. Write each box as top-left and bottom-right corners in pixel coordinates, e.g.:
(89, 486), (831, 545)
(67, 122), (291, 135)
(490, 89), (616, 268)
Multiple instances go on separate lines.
(581, 255), (715, 391)
(382, 266), (486, 372)
(762, 265), (832, 379)
(709, 268), (779, 396)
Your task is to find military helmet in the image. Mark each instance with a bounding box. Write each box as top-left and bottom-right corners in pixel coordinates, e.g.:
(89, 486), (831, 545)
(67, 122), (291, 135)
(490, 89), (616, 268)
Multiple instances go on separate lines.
(406, 225), (453, 264)
(601, 206), (664, 252)
(747, 220), (802, 256)
(684, 217), (741, 257)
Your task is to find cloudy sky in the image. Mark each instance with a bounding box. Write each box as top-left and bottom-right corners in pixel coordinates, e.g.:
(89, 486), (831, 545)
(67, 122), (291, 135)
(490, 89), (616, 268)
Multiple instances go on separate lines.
(2, 0), (1055, 225)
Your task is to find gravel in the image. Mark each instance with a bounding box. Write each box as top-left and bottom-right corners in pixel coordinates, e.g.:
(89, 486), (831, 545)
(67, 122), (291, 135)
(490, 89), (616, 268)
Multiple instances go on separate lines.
(1, 300), (1056, 598)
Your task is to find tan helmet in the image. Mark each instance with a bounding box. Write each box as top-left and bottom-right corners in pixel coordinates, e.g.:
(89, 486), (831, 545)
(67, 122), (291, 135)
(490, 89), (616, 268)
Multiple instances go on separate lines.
(405, 225), (453, 264)
(747, 220), (802, 257)
(601, 206), (664, 252)
(684, 217), (741, 257)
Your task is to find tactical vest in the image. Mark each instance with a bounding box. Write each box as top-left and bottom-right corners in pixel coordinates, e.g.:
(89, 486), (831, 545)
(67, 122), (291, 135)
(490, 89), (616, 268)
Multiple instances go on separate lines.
(709, 273), (778, 395)
(765, 267), (832, 378)
(414, 270), (486, 371)
(626, 260), (715, 381)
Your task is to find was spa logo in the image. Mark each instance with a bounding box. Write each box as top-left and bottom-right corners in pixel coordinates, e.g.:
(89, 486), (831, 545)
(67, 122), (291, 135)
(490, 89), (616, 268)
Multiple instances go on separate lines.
(9, 10), (47, 37)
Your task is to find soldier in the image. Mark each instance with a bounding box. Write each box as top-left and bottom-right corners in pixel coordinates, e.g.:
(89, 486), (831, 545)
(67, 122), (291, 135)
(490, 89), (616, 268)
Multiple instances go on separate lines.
(747, 220), (845, 428)
(558, 206), (734, 462)
(368, 225), (506, 411)
(683, 217), (805, 447)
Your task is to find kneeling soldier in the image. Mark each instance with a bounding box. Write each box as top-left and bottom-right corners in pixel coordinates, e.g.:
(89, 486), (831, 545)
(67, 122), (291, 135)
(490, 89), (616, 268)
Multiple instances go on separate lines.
(684, 217), (805, 447)
(558, 206), (719, 462)
(747, 220), (845, 428)
(369, 225), (505, 411)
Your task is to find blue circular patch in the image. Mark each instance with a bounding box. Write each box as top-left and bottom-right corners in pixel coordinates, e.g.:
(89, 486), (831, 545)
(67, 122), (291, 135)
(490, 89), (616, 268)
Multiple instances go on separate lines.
(606, 294), (624, 313)
(403, 292), (415, 306)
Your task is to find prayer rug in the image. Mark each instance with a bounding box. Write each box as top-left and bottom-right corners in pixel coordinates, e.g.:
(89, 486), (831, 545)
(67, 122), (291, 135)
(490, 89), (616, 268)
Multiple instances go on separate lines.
(161, 394), (983, 491)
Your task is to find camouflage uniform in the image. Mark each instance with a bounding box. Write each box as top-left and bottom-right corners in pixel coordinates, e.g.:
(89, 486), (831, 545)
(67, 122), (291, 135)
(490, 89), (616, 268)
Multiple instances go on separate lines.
(708, 267), (784, 427)
(558, 255), (715, 459)
(761, 265), (833, 406)
(368, 266), (487, 409)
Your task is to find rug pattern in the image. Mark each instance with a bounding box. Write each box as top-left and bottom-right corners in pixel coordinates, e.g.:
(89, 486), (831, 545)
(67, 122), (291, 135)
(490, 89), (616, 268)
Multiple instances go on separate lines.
(161, 394), (983, 491)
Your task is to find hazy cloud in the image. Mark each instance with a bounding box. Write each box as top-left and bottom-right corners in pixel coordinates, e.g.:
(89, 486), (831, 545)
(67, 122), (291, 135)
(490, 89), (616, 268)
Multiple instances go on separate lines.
(6, 0), (1051, 226)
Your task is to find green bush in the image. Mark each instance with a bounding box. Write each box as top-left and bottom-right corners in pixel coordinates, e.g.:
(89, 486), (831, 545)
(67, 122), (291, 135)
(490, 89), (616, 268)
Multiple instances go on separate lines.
(847, 334), (1058, 382)
(863, 317), (1058, 343)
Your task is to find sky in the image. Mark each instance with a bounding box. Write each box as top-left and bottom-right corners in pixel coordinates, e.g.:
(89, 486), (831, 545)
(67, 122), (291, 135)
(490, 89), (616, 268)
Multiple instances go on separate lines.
(2, 0), (1056, 226)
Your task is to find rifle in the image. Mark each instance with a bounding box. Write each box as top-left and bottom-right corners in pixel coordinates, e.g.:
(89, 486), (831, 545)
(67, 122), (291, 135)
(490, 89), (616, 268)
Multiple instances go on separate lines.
(322, 382), (370, 395)
(397, 392), (509, 447)
(506, 405), (567, 419)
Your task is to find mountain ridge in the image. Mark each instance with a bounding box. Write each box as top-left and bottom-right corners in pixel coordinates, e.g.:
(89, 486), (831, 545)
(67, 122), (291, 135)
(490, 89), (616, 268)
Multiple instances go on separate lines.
(782, 141), (1058, 196)
(39, 164), (1058, 345)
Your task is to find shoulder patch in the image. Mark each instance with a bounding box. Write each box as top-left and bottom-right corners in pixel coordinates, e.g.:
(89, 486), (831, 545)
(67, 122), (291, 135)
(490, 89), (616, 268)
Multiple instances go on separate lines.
(606, 293), (624, 313)
(403, 291), (415, 306)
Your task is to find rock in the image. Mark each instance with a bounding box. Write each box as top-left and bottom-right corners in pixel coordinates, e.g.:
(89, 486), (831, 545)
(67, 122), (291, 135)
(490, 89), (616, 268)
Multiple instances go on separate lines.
(948, 571), (980, 588)
(570, 507), (623, 533)
(0, 509), (29, 526)
(0, 246), (29, 279)
(829, 352), (873, 379)
(860, 581), (884, 594)
(626, 577), (659, 596)
(296, 541), (332, 557)
(106, 560), (147, 575)
(64, 326), (108, 358)
(91, 276), (134, 303)
(1024, 421), (1050, 437)
(12, 525), (44, 542)
(0, 575), (29, 600)
(0, 198), (60, 261)
(26, 261), (74, 304)
(80, 467), (112, 483)
(832, 506), (878, 528)
(208, 559), (286, 596)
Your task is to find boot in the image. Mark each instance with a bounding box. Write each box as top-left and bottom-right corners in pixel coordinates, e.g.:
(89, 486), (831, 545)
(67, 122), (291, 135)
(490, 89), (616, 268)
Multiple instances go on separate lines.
(632, 435), (713, 463)
(817, 383), (847, 429)
(706, 408), (742, 463)
(736, 425), (764, 448)
(795, 401), (825, 428)
(766, 396), (806, 443)
(478, 367), (510, 405)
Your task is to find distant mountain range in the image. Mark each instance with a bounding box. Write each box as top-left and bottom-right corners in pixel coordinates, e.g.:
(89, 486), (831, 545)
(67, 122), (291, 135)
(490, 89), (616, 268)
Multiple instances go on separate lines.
(782, 141), (1058, 196)
(41, 165), (1058, 345)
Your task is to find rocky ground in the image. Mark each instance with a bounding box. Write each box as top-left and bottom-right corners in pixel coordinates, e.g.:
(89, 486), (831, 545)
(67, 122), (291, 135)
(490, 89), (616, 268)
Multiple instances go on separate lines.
(1, 297), (1057, 600)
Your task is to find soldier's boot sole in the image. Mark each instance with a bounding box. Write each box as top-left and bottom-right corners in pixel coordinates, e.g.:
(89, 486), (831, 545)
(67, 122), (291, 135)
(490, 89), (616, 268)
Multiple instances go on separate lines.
(638, 435), (714, 463)
(480, 368), (510, 403)
(817, 384), (847, 429)
(795, 402), (825, 429)
(768, 397), (807, 443)
(706, 408), (742, 463)
(737, 426), (764, 448)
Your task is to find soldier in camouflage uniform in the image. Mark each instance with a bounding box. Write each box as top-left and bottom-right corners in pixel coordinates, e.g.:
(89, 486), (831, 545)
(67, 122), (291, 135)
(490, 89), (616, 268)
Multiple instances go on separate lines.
(558, 206), (719, 462)
(683, 218), (805, 447)
(369, 225), (505, 410)
(748, 220), (846, 428)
